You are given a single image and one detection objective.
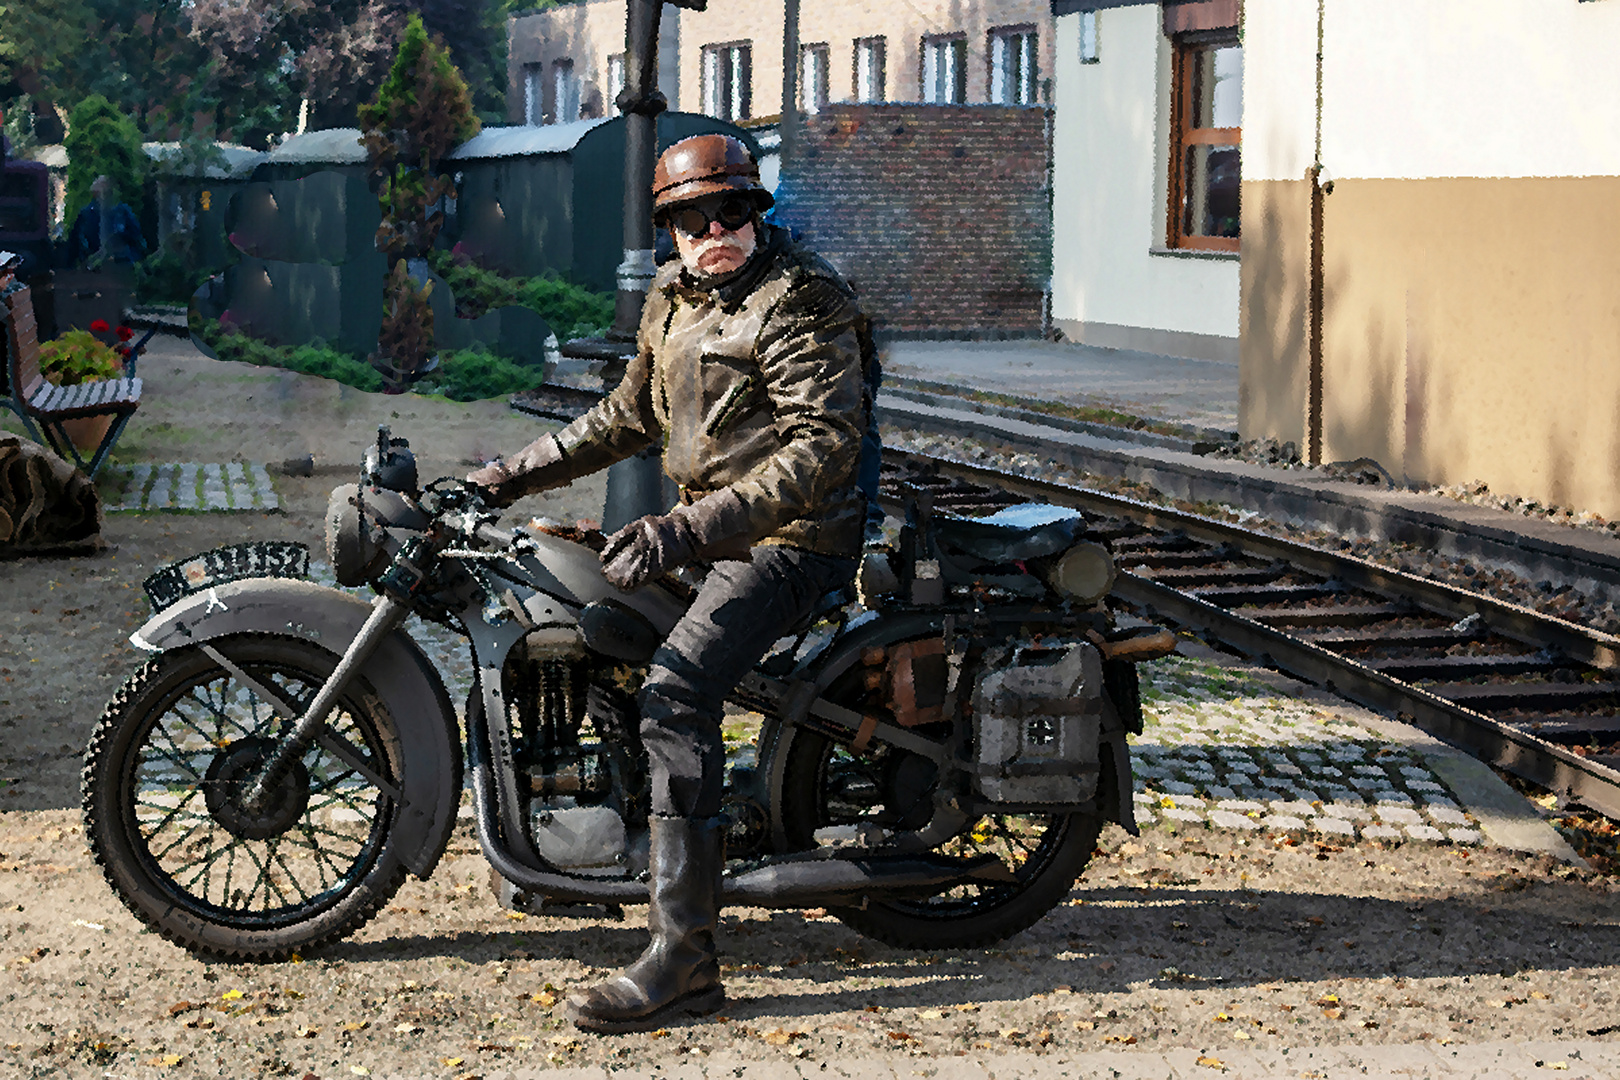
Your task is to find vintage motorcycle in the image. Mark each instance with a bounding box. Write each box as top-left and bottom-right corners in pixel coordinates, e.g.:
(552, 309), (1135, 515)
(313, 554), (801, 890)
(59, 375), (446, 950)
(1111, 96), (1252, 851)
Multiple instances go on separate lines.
(82, 427), (1174, 961)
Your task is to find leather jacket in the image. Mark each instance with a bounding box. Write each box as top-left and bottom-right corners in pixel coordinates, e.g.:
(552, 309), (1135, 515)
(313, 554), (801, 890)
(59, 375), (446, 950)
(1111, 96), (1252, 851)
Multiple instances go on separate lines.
(522, 223), (871, 557)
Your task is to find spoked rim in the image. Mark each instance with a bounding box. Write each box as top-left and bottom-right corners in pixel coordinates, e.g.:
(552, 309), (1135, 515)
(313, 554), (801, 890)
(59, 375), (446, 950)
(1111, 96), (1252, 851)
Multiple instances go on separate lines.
(799, 735), (1073, 920)
(117, 659), (397, 929)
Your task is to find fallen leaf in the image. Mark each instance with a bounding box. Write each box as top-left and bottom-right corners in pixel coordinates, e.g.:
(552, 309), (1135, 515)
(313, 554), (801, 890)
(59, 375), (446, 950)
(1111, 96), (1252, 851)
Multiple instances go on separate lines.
(393, 1022), (423, 1034)
(764, 1029), (805, 1045)
(1214, 1012), (1232, 1022)
(351, 1069), (370, 1077)
(548, 1035), (579, 1048)
(296, 1027), (319, 1038)
(1532, 991), (1553, 1000)
(143, 1055), (183, 1068)
(887, 1031), (914, 1042)
(918, 1009), (944, 1020)
(220, 990), (244, 1001)
(441, 1058), (464, 1067)
(504, 911), (526, 921)
(1196, 1056), (1224, 1068)
(166, 1001), (196, 1017)
(342, 1021), (369, 1033)
(531, 990), (558, 1008)
(184, 1017), (214, 1030)
(1539, 1062), (1570, 1071)
(953, 1003), (980, 1012)
(649, 1029), (670, 1039)
(788, 1045), (810, 1058)
(1322, 1008), (1343, 1020)
(998, 1028), (1025, 1040)
(1073, 1020), (1095, 1031)
(71, 919), (106, 931)
(1233, 1030), (1252, 1040)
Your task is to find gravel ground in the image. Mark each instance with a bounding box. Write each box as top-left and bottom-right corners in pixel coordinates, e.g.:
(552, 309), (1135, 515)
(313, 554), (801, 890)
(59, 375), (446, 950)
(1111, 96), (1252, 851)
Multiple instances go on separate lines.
(4, 348), (1620, 1077)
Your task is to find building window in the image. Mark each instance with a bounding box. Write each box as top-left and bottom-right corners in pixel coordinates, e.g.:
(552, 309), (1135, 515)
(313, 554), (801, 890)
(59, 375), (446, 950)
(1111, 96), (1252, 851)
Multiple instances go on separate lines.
(989, 27), (1037, 104)
(607, 54), (626, 114)
(854, 37), (886, 102)
(1167, 34), (1241, 251)
(524, 64), (543, 125)
(1079, 10), (1099, 64)
(922, 35), (967, 104)
(553, 59), (580, 124)
(702, 43), (752, 121)
(800, 44), (830, 115)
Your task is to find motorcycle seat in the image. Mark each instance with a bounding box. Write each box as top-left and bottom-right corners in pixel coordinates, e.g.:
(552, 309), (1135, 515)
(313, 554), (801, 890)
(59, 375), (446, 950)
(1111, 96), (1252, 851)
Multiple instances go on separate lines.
(932, 503), (1087, 564)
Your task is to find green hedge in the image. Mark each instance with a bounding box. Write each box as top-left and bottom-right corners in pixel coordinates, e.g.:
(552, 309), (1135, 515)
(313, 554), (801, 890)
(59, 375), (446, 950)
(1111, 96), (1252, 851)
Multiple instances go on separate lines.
(427, 250), (613, 341)
(197, 320), (548, 402)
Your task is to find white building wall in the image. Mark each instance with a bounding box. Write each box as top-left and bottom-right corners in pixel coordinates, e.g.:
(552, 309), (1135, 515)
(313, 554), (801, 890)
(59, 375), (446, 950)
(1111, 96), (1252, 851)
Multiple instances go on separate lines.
(1051, 3), (1239, 360)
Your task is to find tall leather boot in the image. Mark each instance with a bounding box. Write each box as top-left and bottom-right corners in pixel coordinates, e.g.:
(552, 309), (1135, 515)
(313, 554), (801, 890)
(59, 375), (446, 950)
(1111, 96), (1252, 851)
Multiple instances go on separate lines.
(566, 814), (726, 1034)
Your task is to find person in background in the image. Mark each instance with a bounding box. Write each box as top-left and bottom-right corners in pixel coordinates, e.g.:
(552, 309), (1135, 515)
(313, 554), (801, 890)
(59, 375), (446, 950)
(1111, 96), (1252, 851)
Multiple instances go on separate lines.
(69, 175), (144, 268)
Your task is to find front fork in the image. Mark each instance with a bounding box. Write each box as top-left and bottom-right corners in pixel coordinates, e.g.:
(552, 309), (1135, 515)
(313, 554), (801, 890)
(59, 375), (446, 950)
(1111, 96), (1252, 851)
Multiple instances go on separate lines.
(239, 592), (413, 811)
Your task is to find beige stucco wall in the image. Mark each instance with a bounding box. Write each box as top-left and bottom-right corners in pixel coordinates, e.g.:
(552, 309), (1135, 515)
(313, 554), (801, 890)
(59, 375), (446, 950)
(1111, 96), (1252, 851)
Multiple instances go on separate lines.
(507, 0), (678, 122)
(1240, 0), (1620, 515)
(1050, 3), (1239, 361)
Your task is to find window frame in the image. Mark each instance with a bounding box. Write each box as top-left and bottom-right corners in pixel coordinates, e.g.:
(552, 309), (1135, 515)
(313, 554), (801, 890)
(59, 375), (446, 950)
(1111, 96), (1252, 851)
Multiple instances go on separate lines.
(921, 34), (968, 105)
(523, 63), (544, 125)
(1165, 29), (1241, 253)
(854, 36), (886, 102)
(552, 58), (580, 125)
(988, 25), (1038, 105)
(607, 53), (626, 114)
(701, 41), (753, 121)
(800, 42), (830, 115)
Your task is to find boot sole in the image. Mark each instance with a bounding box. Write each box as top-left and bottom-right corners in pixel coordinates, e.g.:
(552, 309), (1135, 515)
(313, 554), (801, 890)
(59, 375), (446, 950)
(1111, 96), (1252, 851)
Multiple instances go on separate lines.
(569, 985), (726, 1035)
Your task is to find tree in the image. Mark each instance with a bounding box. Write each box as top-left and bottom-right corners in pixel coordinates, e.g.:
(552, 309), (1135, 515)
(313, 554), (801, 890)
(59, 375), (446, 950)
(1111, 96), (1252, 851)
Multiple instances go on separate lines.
(63, 95), (147, 227)
(359, 13), (479, 389)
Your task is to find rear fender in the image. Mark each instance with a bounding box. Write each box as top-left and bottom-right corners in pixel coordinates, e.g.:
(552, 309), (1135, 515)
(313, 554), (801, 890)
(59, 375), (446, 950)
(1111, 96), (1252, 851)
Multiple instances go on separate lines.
(130, 577), (462, 880)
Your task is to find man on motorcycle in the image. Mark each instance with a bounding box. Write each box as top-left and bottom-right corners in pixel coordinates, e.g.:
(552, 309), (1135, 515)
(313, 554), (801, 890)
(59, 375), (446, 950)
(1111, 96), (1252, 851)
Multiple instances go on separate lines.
(467, 133), (870, 1033)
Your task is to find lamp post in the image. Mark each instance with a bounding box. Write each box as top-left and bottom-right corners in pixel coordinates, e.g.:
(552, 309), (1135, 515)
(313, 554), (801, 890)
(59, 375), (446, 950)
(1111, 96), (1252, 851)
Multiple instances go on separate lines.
(559, 0), (707, 532)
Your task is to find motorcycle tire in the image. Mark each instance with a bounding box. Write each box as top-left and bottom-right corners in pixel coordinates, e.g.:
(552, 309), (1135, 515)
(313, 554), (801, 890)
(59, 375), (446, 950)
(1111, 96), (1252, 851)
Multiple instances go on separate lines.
(775, 725), (1105, 950)
(82, 634), (410, 961)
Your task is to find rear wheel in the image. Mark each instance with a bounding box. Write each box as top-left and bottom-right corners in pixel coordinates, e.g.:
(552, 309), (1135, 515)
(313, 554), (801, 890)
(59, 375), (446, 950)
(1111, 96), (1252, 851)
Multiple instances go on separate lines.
(82, 635), (409, 961)
(776, 725), (1104, 949)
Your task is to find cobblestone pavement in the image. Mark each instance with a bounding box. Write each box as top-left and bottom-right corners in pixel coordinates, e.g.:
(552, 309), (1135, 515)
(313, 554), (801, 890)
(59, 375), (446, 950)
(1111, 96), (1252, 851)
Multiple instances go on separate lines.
(1130, 656), (1485, 848)
(101, 461), (280, 512)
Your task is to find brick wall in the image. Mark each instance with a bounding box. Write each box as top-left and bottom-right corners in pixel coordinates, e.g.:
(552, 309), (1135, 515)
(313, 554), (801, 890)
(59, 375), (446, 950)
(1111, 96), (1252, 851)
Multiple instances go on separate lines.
(775, 104), (1051, 338)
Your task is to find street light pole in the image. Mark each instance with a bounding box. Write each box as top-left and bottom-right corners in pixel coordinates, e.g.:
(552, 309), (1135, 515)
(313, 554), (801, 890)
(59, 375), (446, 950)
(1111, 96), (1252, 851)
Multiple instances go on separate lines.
(560, 0), (706, 532)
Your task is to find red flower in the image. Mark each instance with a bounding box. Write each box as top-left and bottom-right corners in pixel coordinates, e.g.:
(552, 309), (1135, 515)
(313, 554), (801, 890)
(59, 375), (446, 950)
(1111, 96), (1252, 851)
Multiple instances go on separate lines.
(116, 325), (134, 341)
(89, 318), (111, 333)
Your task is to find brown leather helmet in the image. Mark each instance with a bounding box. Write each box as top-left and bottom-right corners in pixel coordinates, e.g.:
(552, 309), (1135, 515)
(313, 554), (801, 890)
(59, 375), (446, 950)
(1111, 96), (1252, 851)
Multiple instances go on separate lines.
(652, 134), (774, 218)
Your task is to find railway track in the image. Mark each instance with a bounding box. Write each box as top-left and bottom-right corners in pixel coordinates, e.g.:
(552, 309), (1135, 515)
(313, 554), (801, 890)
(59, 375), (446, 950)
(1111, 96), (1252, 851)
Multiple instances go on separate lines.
(884, 449), (1620, 821)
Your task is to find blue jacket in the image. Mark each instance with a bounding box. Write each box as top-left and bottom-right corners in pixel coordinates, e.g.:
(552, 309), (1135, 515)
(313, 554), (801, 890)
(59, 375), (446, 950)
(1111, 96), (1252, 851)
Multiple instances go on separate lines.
(69, 200), (146, 265)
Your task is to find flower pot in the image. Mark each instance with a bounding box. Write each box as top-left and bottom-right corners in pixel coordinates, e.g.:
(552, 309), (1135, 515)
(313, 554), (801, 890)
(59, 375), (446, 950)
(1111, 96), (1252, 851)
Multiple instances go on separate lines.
(60, 413), (115, 456)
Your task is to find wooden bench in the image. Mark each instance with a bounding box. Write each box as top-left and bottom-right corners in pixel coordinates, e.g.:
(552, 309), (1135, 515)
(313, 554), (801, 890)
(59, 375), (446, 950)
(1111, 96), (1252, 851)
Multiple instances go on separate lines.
(2, 281), (147, 480)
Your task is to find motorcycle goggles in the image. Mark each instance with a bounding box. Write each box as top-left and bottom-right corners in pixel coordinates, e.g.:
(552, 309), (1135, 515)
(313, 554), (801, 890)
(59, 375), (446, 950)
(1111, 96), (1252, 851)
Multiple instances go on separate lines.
(667, 194), (756, 239)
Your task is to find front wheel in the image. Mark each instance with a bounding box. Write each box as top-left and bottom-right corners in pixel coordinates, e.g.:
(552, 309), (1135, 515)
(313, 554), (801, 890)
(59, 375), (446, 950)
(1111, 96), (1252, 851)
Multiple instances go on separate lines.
(775, 726), (1105, 949)
(82, 635), (409, 961)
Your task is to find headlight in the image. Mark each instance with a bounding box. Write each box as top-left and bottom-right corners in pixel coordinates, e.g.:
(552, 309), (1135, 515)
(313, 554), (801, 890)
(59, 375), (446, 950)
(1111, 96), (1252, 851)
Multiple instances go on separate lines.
(325, 483), (388, 586)
(1047, 541), (1116, 605)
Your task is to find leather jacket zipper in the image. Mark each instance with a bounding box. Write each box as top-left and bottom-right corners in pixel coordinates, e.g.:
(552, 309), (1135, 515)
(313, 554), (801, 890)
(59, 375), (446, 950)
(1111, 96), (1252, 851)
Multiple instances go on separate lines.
(706, 371), (759, 436)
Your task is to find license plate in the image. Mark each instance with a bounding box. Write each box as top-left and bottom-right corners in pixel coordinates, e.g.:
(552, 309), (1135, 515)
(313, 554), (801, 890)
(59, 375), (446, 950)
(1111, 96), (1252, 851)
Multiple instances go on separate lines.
(143, 541), (310, 612)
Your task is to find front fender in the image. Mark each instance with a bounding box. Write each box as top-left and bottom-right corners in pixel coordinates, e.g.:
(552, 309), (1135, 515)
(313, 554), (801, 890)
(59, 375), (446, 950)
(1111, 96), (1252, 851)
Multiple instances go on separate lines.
(130, 577), (462, 880)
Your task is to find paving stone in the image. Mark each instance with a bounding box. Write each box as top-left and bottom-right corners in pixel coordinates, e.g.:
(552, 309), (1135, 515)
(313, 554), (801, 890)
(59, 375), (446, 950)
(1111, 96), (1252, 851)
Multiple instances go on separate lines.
(1272, 762), (1303, 776)
(1406, 824), (1446, 842)
(1428, 806), (1469, 825)
(1420, 795), (1463, 811)
(1132, 791), (1154, 804)
(1374, 790), (1414, 805)
(1312, 818), (1355, 836)
(1263, 815), (1309, 831)
(1361, 824), (1404, 840)
(1447, 828), (1483, 845)
(1268, 800), (1315, 816)
(1377, 806), (1422, 825)
(1206, 784), (1237, 800)
(1209, 810), (1262, 830)
(1325, 802), (1373, 820)
(1170, 794), (1206, 808)
(1216, 799), (1265, 812)
(1409, 779), (1446, 791)
(1163, 808), (1205, 822)
(1161, 780), (1197, 795)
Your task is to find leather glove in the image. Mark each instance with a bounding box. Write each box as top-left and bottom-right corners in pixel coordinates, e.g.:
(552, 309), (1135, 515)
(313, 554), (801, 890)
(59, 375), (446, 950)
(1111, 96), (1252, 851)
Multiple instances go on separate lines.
(465, 433), (565, 508)
(601, 488), (752, 591)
